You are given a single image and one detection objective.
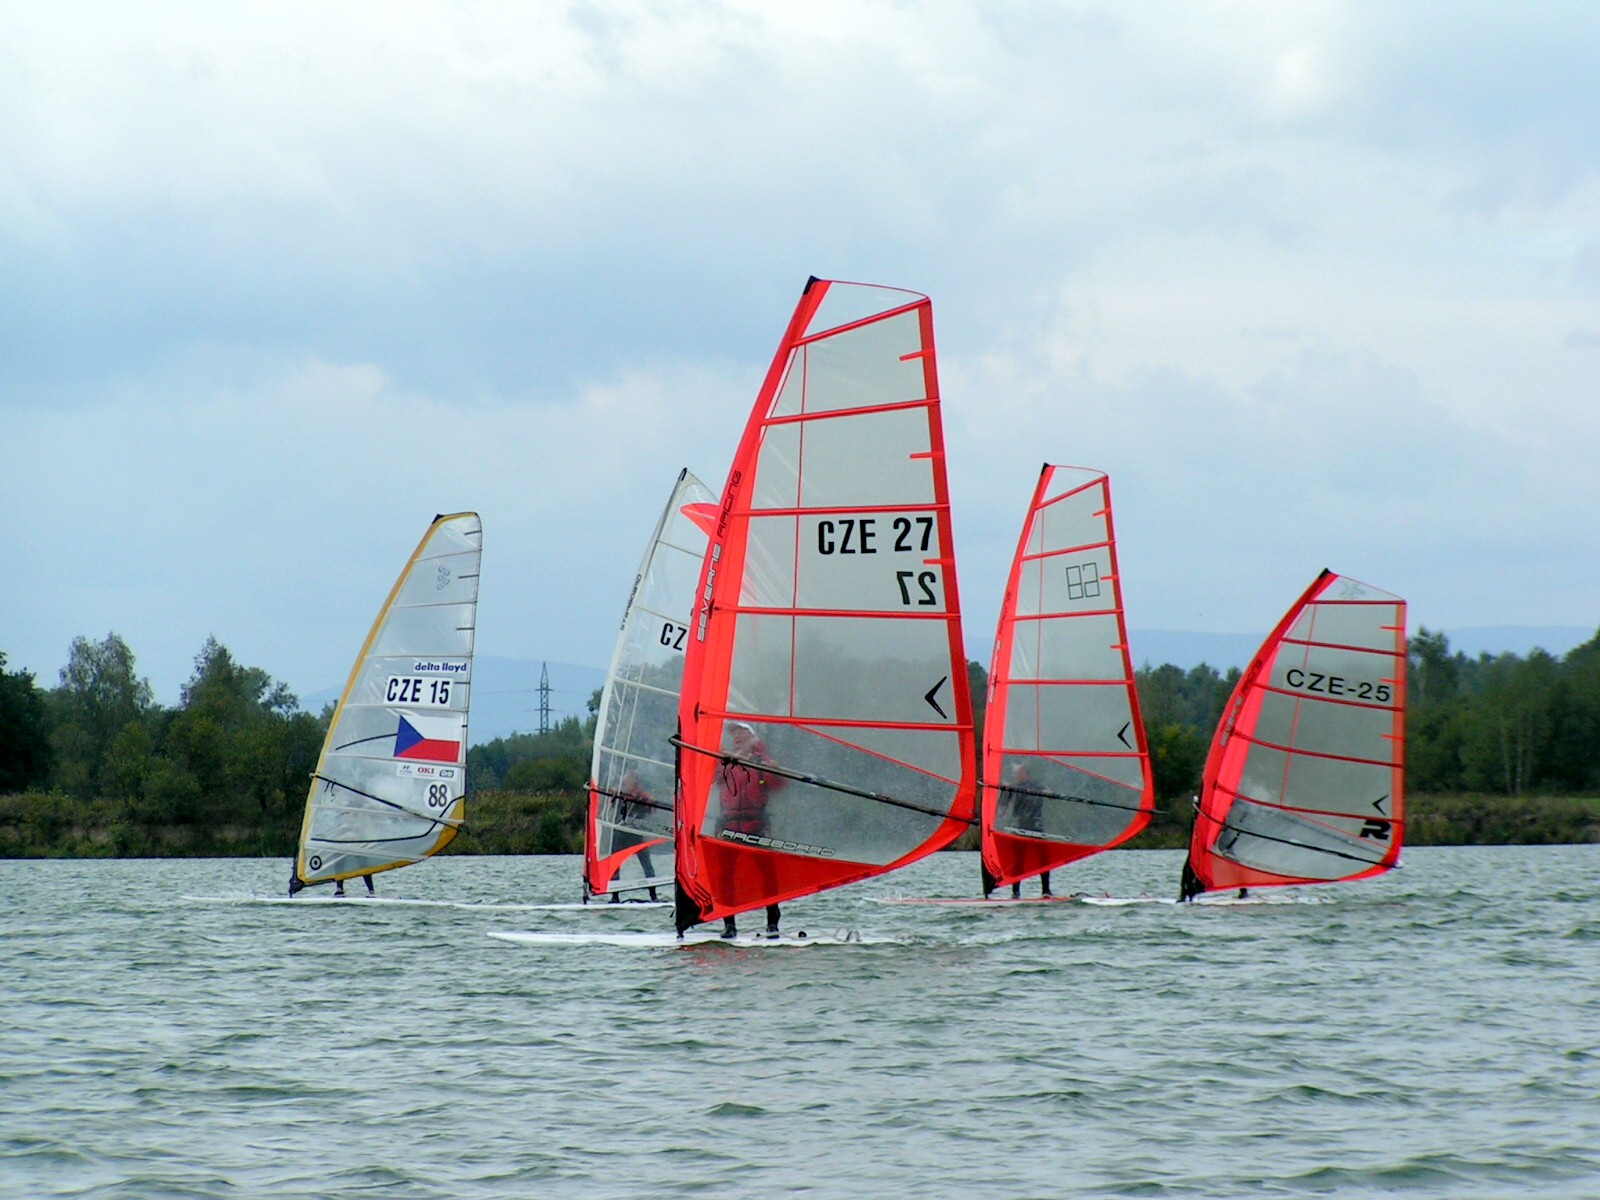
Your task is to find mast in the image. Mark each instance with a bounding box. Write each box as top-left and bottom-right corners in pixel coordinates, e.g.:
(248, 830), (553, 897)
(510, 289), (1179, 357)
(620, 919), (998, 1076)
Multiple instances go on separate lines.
(979, 465), (1154, 893)
(674, 277), (975, 933)
(1180, 570), (1407, 898)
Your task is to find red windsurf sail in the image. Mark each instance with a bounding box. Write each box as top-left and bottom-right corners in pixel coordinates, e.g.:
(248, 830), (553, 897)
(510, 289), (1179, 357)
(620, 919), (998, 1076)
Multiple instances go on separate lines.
(1180, 570), (1407, 898)
(980, 465), (1154, 893)
(674, 278), (976, 932)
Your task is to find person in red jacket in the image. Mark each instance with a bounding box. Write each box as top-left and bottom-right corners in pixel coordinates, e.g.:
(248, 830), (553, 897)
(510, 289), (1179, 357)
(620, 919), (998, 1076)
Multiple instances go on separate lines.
(715, 722), (786, 938)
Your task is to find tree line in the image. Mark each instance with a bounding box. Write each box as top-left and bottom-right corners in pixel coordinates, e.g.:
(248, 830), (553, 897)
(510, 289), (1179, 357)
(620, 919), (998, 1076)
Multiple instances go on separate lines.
(2, 626), (1597, 857)
(1, 635), (324, 856)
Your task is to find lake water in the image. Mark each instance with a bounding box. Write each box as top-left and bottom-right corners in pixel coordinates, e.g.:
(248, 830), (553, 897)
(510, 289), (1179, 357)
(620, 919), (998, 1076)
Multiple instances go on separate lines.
(3, 846), (1597, 1198)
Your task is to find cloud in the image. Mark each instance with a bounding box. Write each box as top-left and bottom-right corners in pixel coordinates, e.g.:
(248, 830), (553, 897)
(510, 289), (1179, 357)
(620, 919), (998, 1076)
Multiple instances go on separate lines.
(4, 2), (1598, 699)
(942, 317), (1600, 639)
(4, 348), (754, 701)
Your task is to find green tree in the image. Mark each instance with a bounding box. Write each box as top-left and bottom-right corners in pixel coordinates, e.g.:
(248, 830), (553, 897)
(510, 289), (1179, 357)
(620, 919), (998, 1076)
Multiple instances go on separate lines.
(0, 651), (52, 791)
(469, 715), (594, 792)
(163, 637), (305, 825)
(1545, 629), (1600, 791)
(1409, 627), (1461, 708)
(107, 720), (154, 804)
(143, 757), (202, 825)
(1458, 651), (1559, 796)
(280, 710), (327, 816)
(1135, 662), (1238, 735)
(1145, 720), (1208, 802)
(504, 756), (586, 792)
(1405, 702), (1464, 792)
(50, 633), (154, 800)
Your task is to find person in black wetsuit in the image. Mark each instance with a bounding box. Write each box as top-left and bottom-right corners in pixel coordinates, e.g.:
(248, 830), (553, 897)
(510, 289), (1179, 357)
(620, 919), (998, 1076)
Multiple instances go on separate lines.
(1178, 857), (1204, 902)
(287, 867), (373, 897)
(993, 762), (1052, 899)
(607, 770), (662, 903)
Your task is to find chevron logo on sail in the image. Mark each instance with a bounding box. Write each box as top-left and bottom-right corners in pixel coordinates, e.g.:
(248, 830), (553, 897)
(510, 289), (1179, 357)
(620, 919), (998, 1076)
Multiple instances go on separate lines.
(393, 713), (462, 763)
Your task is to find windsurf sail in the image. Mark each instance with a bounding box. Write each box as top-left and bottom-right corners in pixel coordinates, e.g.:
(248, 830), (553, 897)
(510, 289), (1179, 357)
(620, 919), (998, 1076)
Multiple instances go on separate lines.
(1180, 570), (1406, 899)
(674, 277), (976, 933)
(979, 465), (1154, 893)
(585, 469), (717, 900)
(292, 512), (482, 890)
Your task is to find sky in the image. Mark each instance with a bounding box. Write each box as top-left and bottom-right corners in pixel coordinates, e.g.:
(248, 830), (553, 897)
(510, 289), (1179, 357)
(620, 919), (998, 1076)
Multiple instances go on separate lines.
(4, 1), (1597, 710)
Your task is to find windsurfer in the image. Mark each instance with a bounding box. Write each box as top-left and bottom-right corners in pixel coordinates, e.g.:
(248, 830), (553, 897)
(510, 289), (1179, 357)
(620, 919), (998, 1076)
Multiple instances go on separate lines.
(715, 722), (786, 937)
(1178, 857), (1204, 902)
(607, 770), (661, 903)
(995, 762), (1052, 899)
(287, 867), (374, 897)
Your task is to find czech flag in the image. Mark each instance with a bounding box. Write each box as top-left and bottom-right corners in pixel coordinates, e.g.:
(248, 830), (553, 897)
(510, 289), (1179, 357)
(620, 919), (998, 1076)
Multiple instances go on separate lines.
(394, 713), (462, 763)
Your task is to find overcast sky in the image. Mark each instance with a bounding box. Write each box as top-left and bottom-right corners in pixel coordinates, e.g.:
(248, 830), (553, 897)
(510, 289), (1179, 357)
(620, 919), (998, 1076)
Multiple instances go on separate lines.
(4, 1), (1597, 707)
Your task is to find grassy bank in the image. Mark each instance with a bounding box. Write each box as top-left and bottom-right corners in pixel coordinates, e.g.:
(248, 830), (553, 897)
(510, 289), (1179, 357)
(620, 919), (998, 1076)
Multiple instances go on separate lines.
(0, 788), (589, 859)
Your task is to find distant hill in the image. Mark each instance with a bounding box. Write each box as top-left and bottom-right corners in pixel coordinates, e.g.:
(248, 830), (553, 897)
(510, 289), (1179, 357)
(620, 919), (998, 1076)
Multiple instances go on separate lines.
(1128, 625), (1594, 671)
(1127, 631), (1260, 671)
(1428, 625), (1595, 659)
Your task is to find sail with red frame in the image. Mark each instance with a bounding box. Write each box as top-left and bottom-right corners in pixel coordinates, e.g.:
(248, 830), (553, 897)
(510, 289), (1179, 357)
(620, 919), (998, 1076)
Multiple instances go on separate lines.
(674, 277), (975, 934)
(980, 465), (1154, 895)
(585, 469), (716, 901)
(1180, 570), (1407, 900)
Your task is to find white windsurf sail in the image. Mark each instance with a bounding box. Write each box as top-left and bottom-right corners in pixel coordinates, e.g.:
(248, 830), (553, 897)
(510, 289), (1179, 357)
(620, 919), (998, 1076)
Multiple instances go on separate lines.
(292, 512), (482, 891)
(585, 469), (717, 900)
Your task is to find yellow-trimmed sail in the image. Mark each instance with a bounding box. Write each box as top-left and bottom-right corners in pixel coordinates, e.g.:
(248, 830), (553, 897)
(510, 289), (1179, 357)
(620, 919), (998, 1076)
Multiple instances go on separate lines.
(293, 513), (482, 887)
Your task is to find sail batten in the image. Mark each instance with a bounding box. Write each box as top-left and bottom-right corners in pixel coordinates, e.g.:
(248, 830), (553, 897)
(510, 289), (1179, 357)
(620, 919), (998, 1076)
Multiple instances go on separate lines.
(1231, 733), (1404, 769)
(1019, 546), (1114, 564)
(293, 512), (481, 889)
(764, 398), (938, 426)
(675, 280), (974, 929)
(1208, 791), (1405, 827)
(1255, 684), (1403, 710)
(716, 606), (955, 620)
(979, 466), (1154, 891)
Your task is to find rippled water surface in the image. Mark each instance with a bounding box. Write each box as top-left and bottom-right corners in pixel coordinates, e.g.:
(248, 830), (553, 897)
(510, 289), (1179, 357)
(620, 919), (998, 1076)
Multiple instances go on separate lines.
(4, 847), (1598, 1198)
